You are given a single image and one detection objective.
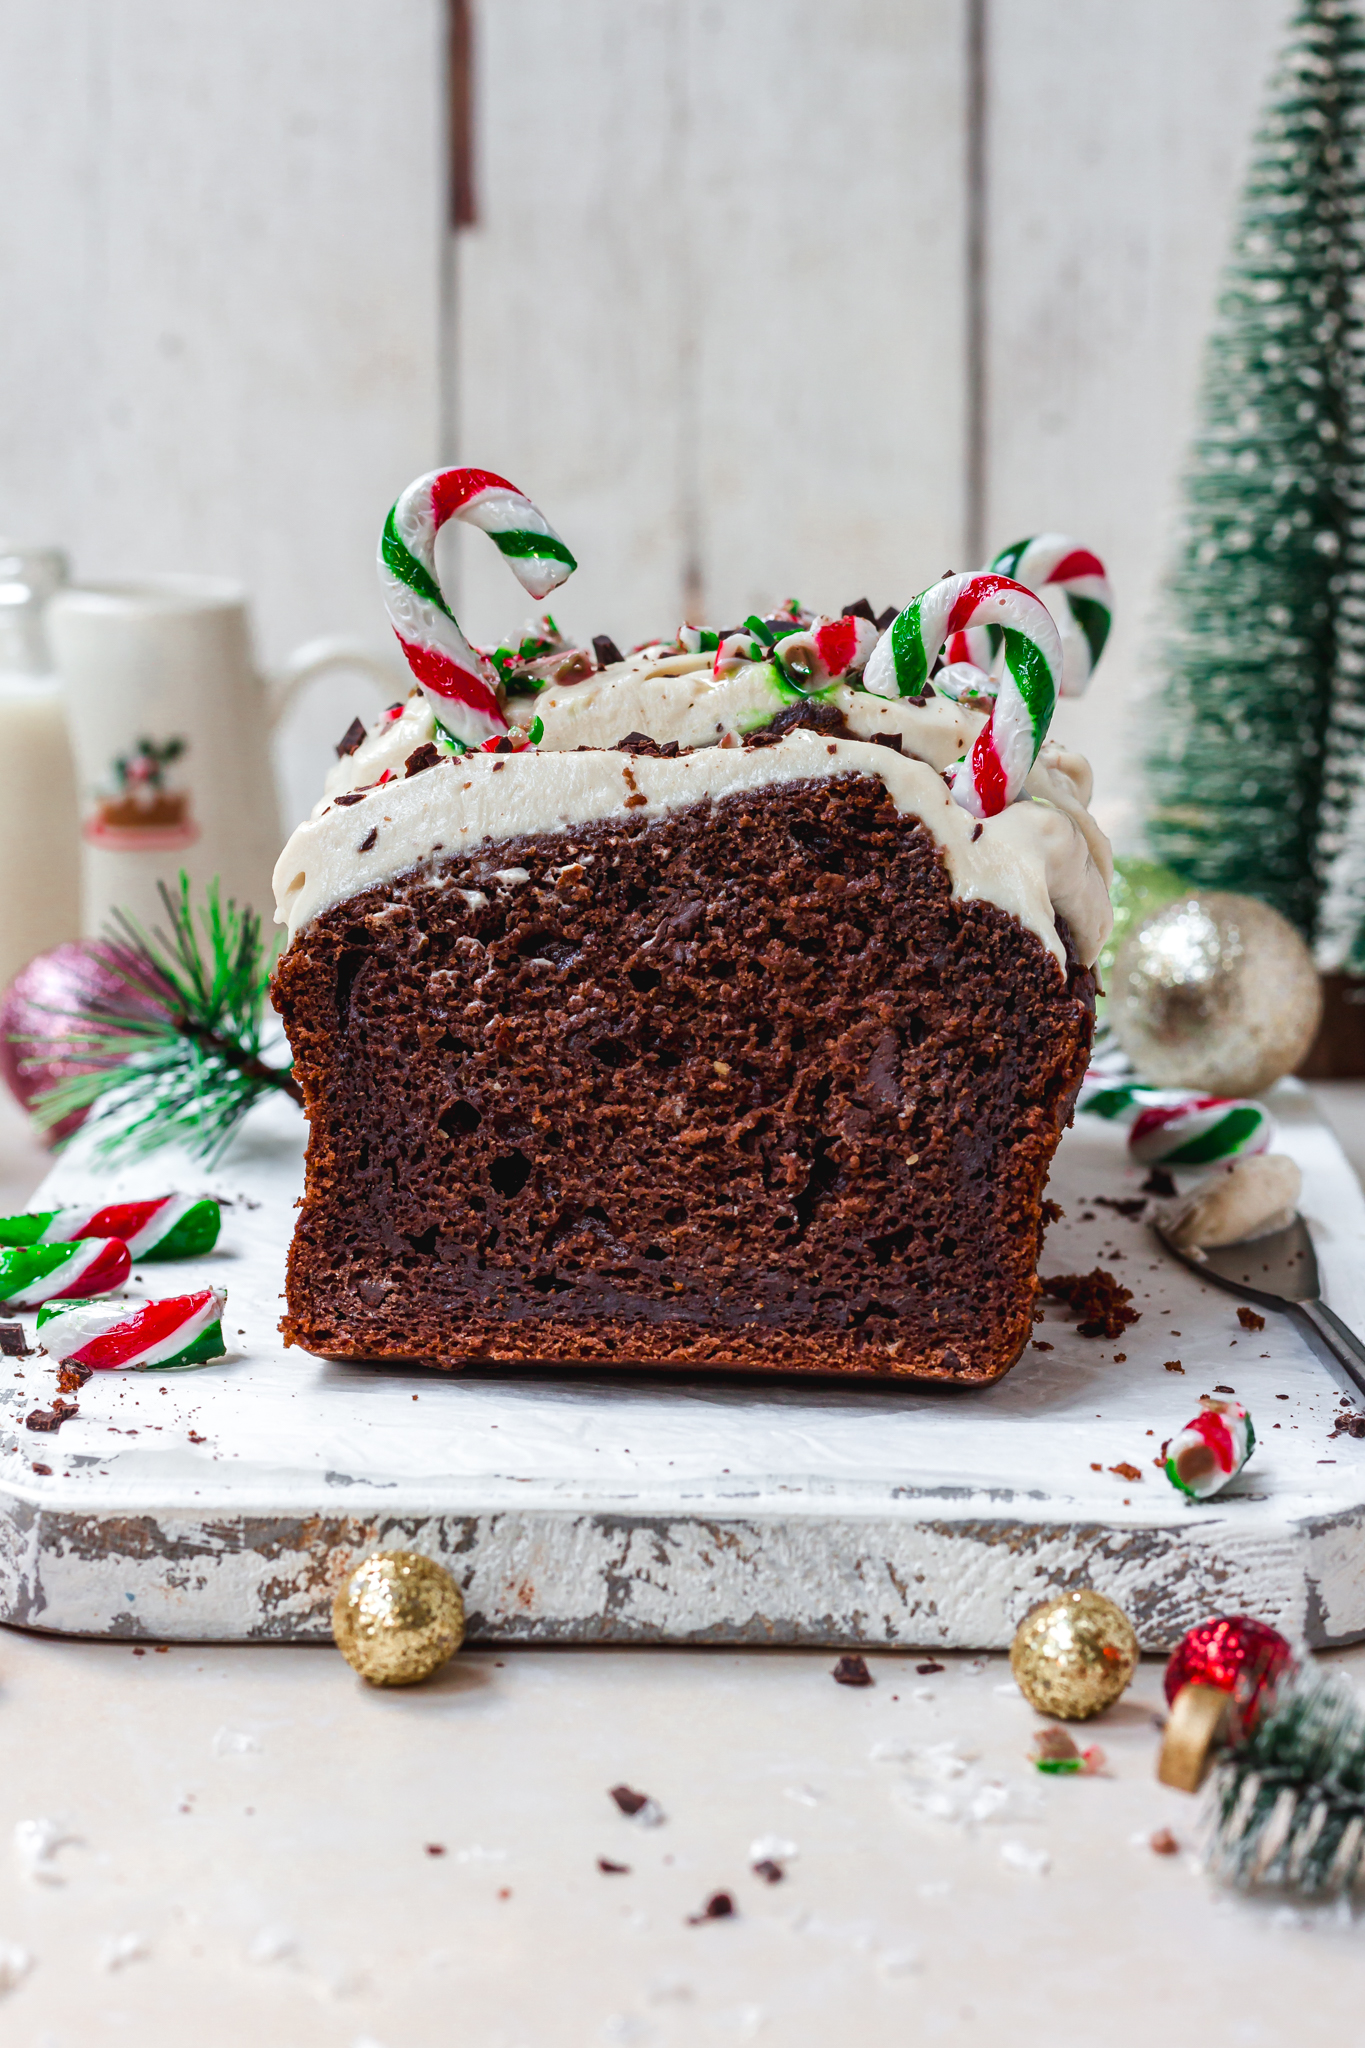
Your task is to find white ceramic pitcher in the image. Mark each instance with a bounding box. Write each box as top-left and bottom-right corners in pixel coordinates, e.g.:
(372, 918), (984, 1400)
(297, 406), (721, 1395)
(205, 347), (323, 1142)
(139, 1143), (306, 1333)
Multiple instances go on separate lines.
(48, 577), (400, 938)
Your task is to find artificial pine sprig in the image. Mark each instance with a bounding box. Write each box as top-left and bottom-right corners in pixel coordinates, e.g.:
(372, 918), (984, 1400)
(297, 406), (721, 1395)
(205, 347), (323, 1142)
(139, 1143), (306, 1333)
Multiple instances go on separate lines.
(26, 874), (302, 1164)
(1206, 1669), (1365, 1895)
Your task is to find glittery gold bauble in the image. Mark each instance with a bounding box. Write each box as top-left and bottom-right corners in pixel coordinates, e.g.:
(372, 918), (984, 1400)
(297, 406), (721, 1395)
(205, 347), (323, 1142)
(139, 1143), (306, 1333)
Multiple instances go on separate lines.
(1110, 891), (1322, 1096)
(332, 1550), (465, 1686)
(1010, 1589), (1139, 1721)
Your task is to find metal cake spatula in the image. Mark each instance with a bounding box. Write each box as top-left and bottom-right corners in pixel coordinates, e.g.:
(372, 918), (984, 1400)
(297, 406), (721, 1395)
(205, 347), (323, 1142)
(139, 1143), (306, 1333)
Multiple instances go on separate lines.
(1152, 1214), (1365, 1403)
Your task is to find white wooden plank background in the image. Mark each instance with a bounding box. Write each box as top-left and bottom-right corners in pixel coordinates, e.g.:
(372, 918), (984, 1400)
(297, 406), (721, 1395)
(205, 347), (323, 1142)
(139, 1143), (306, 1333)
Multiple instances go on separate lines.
(0, 0), (1296, 862)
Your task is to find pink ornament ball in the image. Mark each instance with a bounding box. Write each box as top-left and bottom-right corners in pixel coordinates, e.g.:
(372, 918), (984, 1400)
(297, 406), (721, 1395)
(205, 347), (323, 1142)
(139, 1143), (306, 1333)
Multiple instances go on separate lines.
(0, 941), (159, 1143)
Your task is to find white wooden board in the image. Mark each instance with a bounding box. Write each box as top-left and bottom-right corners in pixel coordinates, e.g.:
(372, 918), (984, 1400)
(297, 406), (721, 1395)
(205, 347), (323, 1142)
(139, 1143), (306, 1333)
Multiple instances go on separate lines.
(1, 1081), (1363, 1650)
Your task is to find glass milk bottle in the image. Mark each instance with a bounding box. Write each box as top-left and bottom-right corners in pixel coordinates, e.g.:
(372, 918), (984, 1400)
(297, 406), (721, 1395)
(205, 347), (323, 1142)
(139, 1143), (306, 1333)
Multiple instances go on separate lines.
(0, 547), (81, 987)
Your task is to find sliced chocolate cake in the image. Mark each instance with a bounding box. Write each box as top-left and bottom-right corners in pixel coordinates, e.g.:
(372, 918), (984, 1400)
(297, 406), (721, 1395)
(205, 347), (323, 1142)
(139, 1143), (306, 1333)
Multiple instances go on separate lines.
(272, 471), (1113, 1381)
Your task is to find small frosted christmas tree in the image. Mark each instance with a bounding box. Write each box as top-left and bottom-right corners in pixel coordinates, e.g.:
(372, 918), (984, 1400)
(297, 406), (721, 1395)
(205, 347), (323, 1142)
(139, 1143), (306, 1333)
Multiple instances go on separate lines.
(1147, 0), (1365, 950)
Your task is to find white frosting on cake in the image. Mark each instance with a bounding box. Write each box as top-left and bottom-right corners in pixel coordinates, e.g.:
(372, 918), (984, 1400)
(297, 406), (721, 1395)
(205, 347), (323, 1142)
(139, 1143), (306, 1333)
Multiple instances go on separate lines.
(276, 725), (1113, 971)
(321, 653), (983, 808)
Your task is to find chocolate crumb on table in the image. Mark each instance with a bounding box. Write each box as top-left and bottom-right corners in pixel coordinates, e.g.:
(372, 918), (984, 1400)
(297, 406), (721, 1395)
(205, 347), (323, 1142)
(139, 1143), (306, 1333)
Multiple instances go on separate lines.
(25, 1397), (77, 1433)
(1109, 1462), (1143, 1482)
(1092, 1195), (1148, 1219)
(751, 1859), (785, 1884)
(1164, 1360), (1185, 1373)
(688, 1891), (736, 1923)
(0, 1321), (31, 1357)
(916, 1659), (945, 1675)
(56, 1362), (92, 1393)
(1039, 1269), (1140, 1340)
(1141, 1167), (1177, 1197)
(1150, 1828), (1179, 1856)
(1237, 1305), (1266, 1331)
(609, 1784), (655, 1817)
(424, 1843), (447, 1857)
(1041, 1199), (1065, 1226)
(597, 1857), (631, 1875)
(832, 1653), (873, 1687)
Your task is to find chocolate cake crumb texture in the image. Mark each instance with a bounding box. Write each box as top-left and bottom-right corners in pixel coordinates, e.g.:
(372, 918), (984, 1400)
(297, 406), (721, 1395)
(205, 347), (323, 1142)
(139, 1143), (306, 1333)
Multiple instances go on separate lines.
(1237, 1305), (1266, 1331)
(1039, 1268), (1139, 1340)
(274, 774), (1094, 1381)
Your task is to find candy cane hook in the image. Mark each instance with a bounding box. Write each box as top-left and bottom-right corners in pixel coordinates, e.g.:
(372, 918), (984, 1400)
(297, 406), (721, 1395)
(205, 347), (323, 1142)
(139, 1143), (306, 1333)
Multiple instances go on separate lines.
(864, 572), (1063, 817)
(378, 468), (576, 748)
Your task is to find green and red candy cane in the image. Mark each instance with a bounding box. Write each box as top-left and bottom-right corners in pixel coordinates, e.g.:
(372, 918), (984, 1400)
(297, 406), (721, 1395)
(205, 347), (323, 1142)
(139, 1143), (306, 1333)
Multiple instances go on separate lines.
(0, 1195), (220, 1262)
(38, 1286), (229, 1371)
(1128, 1097), (1273, 1167)
(989, 535), (1113, 698)
(378, 468), (576, 748)
(0, 1237), (131, 1308)
(864, 573), (1064, 817)
(936, 537), (1113, 699)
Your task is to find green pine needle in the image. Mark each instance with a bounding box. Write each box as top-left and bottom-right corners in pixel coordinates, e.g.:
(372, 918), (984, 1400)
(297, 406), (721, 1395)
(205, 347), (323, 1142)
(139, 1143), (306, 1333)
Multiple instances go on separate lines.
(1207, 1669), (1365, 1895)
(23, 873), (302, 1164)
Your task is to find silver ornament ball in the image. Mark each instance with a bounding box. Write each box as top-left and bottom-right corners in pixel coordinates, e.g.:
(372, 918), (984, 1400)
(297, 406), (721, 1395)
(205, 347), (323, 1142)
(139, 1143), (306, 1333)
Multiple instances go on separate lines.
(1110, 891), (1322, 1096)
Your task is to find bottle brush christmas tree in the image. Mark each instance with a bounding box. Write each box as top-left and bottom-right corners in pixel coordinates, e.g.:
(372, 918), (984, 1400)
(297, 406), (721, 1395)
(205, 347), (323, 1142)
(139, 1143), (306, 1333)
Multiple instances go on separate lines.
(1147, 0), (1365, 950)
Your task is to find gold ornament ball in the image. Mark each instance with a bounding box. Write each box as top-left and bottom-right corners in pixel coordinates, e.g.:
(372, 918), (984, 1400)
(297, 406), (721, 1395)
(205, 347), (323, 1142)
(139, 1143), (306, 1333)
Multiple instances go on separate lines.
(1110, 891), (1322, 1096)
(332, 1550), (465, 1686)
(1010, 1589), (1139, 1721)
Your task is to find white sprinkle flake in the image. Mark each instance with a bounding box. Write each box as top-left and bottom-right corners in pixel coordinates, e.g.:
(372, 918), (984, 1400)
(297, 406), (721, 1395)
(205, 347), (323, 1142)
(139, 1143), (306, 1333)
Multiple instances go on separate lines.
(877, 1945), (922, 1980)
(1000, 1841), (1050, 1877)
(212, 1726), (260, 1756)
(14, 1819), (75, 1886)
(99, 1931), (149, 1972)
(709, 2003), (765, 2038)
(783, 1785), (824, 1808)
(493, 867), (531, 887)
(247, 1926), (297, 1966)
(748, 1834), (798, 1866)
(602, 2014), (651, 2043)
(0, 1943), (32, 1995)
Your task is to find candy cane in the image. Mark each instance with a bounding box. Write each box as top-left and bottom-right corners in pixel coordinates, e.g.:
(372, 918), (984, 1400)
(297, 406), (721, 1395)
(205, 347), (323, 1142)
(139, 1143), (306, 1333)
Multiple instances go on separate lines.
(379, 468), (577, 749)
(0, 1196), (220, 1262)
(1128, 1097), (1273, 1168)
(1165, 1398), (1255, 1501)
(0, 1238), (130, 1308)
(775, 615), (880, 691)
(864, 574), (1063, 817)
(37, 1286), (228, 1371)
(989, 536), (1113, 697)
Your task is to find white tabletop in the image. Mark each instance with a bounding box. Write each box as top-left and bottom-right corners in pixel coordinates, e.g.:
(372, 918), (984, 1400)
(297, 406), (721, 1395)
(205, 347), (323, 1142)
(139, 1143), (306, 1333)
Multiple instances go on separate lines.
(3, 1085), (1365, 2045)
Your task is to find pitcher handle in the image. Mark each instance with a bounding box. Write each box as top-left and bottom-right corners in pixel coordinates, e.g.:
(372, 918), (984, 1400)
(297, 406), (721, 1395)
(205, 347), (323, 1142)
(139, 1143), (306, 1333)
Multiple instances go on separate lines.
(266, 636), (405, 728)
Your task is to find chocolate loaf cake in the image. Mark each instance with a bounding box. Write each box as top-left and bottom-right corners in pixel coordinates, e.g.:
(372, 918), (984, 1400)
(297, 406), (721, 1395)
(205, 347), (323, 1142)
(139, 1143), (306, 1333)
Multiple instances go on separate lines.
(274, 707), (1109, 1381)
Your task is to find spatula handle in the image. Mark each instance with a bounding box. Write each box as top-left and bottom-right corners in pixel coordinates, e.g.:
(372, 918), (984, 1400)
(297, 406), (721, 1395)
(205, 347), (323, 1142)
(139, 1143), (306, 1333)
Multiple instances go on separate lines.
(1297, 1299), (1365, 1405)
